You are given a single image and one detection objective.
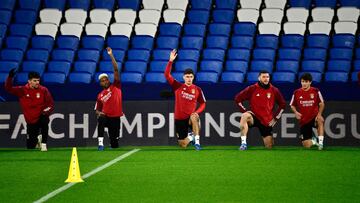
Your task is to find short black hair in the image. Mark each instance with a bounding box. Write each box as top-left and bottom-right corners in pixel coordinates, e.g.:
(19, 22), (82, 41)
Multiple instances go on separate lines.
(300, 72), (312, 82)
(258, 70), (270, 76)
(28, 72), (40, 80)
(183, 68), (194, 76)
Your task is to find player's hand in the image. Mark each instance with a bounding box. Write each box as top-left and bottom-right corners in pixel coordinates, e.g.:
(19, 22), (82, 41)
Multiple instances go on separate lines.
(315, 114), (324, 123)
(106, 47), (113, 55)
(191, 112), (199, 119)
(96, 111), (105, 118)
(268, 118), (277, 127)
(295, 111), (302, 120)
(169, 49), (177, 62)
(246, 111), (254, 115)
(8, 68), (17, 77)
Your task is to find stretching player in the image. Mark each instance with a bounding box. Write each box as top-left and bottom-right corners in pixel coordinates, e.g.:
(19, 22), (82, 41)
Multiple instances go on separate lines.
(164, 49), (206, 150)
(290, 73), (325, 150)
(235, 70), (286, 150)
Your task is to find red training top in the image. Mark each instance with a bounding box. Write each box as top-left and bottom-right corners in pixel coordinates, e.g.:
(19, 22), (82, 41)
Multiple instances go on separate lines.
(95, 78), (123, 117)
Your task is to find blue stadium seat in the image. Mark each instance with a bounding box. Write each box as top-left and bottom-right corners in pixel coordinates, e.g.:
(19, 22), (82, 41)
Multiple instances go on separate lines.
(68, 72), (92, 84)
(253, 48), (276, 61)
(152, 49), (172, 61)
(231, 36), (253, 49)
(306, 34), (330, 49)
(339, 0), (360, 7)
(0, 61), (19, 73)
(94, 0), (115, 10)
(99, 61), (122, 72)
(227, 48), (250, 61)
(107, 36), (129, 51)
(250, 61), (274, 73)
(233, 22), (256, 37)
(225, 60), (248, 73)
(15, 10), (37, 25)
(289, 0), (311, 9)
(175, 61), (198, 72)
(187, 10), (210, 24)
(202, 49), (225, 61)
(215, 0), (237, 10)
(354, 60), (360, 71)
(156, 36), (178, 49)
(303, 48), (327, 61)
(206, 36), (229, 49)
(19, 0), (41, 11)
(329, 48), (353, 60)
(149, 61), (168, 72)
(47, 61), (71, 76)
(145, 72), (167, 83)
(22, 61), (46, 75)
(45, 0), (66, 10)
(171, 71), (184, 82)
(278, 48), (301, 61)
(209, 23), (231, 37)
(127, 49), (150, 62)
(196, 71), (219, 83)
(276, 60), (299, 73)
(298, 72), (322, 83)
(1, 49), (24, 63)
(177, 49), (200, 61)
(73, 61), (97, 75)
(0, 72), (8, 83)
(94, 72), (114, 83)
(82, 36), (104, 51)
(301, 60), (325, 73)
(42, 72), (66, 84)
(246, 72), (260, 83)
(15, 72), (30, 84)
(56, 36), (79, 50)
(10, 24), (33, 38)
(159, 23), (182, 37)
(327, 60), (351, 72)
(52, 49), (75, 62)
(221, 71), (245, 83)
(181, 37), (204, 50)
(314, 0), (336, 8)
(272, 72), (296, 83)
(0, 0), (16, 11)
(26, 49), (49, 62)
(77, 49), (100, 63)
(132, 35), (154, 50)
(281, 34), (304, 49)
(69, 0), (91, 10)
(325, 72), (348, 82)
(200, 60), (223, 74)
(356, 48), (360, 59)
(0, 10), (12, 25)
(32, 36), (54, 52)
(124, 61), (147, 75)
(212, 10), (235, 24)
(332, 34), (356, 49)
(183, 23), (206, 37)
(121, 72), (143, 83)
(118, 0), (141, 10)
(102, 49), (125, 62)
(191, 0), (213, 10)
(351, 71), (359, 82)
(256, 35), (278, 49)
(6, 36), (28, 51)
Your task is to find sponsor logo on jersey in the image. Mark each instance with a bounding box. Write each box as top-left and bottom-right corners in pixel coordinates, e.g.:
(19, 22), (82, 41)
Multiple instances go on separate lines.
(36, 93), (40, 98)
(310, 93), (314, 99)
(267, 93), (271, 98)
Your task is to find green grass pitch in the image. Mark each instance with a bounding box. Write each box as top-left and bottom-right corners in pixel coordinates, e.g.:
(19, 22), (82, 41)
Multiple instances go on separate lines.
(0, 146), (359, 202)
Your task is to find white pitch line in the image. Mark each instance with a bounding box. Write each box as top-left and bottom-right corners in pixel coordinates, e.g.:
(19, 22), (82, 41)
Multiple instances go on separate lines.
(33, 148), (140, 203)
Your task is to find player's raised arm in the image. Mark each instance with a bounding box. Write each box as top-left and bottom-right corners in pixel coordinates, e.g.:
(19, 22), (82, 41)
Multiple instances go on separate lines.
(4, 68), (23, 97)
(164, 49), (177, 82)
(234, 86), (252, 113)
(106, 47), (119, 82)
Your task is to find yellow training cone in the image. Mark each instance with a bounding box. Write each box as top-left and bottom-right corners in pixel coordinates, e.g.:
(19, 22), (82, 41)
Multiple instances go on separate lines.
(65, 147), (84, 183)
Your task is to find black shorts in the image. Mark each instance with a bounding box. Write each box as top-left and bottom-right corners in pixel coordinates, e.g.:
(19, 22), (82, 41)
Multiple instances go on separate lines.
(300, 118), (317, 141)
(250, 115), (273, 137)
(175, 118), (191, 140)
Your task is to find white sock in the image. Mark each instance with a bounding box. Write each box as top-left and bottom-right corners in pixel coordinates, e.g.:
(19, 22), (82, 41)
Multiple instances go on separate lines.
(187, 135), (194, 142)
(98, 137), (104, 146)
(241, 135), (247, 144)
(195, 135), (200, 145)
(318, 135), (324, 145)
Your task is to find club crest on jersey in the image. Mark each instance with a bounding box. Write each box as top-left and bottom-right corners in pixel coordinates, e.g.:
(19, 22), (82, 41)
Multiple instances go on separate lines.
(310, 93), (314, 99)
(191, 89), (195, 94)
(36, 93), (40, 98)
(267, 93), (271, 98)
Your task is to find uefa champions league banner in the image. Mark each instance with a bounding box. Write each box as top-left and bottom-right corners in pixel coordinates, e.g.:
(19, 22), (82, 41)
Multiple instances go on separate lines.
(0, 101), (359, 147)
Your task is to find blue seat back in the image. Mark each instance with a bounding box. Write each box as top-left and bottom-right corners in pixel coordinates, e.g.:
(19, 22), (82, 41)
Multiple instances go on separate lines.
(184, 23), (206, 37)
(306, 34), (329, 48)
(94, 0), (115, 10)
(212, 10), (235, 23)
(124, 61), (148, 75)
(32, 36), (54, 51)
(127, 49), (150, 62)
(0, 10), (12, 25)
(107, 36), (129, 50)
(196, 71), (219, 83)
(149, 61), (168, 72)
(77, 49), (100, 62)
(327, 60), (351, 72)
(42, 72), (66, 84)
(227, 48), (250, 61)
(178, 49), (200, 61)
(253, 48), (276, 61)
(256, 34), (278, 49)
(159, 23), (182, 37)
(1, 49), (24, 62)
(102, 49), (125, 62)
(303, 48), (327, 61)
(73, 61), (97, 74)
(175, 61), (198, 72)
(332, 34), (355, 49)
(278, 48), (301, 61)
(206, 36), (228, 49)
(153, 49), (171, 60)
(209, 23), (231, 36)
(22, 61), (46, 75)
(47, 61), (71, 76)
(233, 22), (256, 37)
(15, 10), (36, 25)
(121, 72), (143, 83)
(156, 36), (178, 49)
(281, 34), (304, 49)
(145, 72), (167, 83)
(69, 0), (91, 10)
(6, 36), (29, 51)
(187, 10), (210, 24)
(202, 49), (225, 61)
(52, 49), (75, 62)
(301, 60), (325, 73)
(289, 0), (311, 8)
(250, 61), (274, 73)
(57, 35), (80, 50)
(272, 72), (296, 83)
(181, 36), (204, 50)
(191, 0), (213, 10)
(221, 72), (245, 83)
(314, 0), (336, 8)
(276, 60), (299, 73)
(45, 0), (67, 10)
(82, 36), (104, 51)
(325, 72), (348, 82)
(200, 60), (223, 73)
(132, 35), (154, 50)
(99, 61), (122, 72)
(231, 36), (253, 49)
(26, 49), (49, 62)
(225, 60), (248, 73)
(68, 72), (92, 84)
(19, 0), (41, 11)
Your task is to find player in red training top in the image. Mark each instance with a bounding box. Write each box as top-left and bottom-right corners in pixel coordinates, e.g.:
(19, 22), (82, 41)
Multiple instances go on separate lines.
(290, 73), (325, 150)
(164, 49), (206, 150)
(5, 70), (54, 151)
(234, 70), (286, 150)
(95, 47), (123, 151)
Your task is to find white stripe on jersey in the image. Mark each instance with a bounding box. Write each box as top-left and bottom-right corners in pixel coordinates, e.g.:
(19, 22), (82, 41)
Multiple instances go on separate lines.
(276, 109), (284, 119)
(200, 89), (206, 102)
(318, 91), (324, 103)
(238, 102), (246, 110)
(289, 94), (295, 106)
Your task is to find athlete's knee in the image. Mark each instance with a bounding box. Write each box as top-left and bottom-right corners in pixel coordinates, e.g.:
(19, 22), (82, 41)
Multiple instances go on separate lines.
(265, 143), (273, 149)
